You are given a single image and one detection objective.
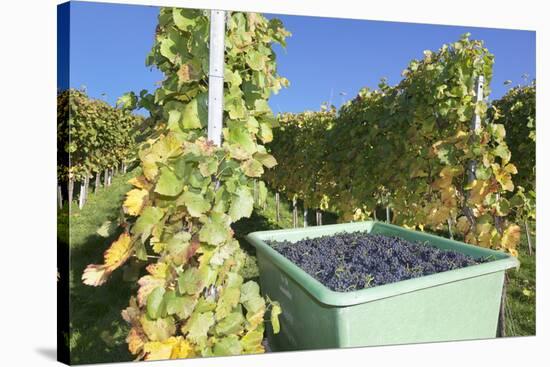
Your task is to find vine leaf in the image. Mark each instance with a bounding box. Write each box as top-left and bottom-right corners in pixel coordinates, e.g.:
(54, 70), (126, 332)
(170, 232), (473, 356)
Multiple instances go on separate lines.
(228, 186), (254, 221)
(213, 335), (243, 356)
(181, 311), (215, 346)
(143, 336), (195, 361)
(82, 233), (134, 286)
(241, 159), (264, 177)
(123, 188), (149, 216)
(198, 218), (231, 246)
(155, 167), (184, 196)
(270, 301), (282, 334)
(140, 314), (176, 342)
(180, 191), (210, 217)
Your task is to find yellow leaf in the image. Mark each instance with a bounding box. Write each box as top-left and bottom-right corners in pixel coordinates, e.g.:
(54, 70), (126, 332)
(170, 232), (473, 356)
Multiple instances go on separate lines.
(123, 189), (149, 216)
(425, 204), (450, 226)
(468, 180), (489, 206)
(104, 233), (134, 271)
(82, 233), (134, 287)
(143, 341), (173, 361)
(440, 186), (457, 207)
(456, 216), (471, 234)
(465, 232), (477, 245)
(501, 224), (521, 252)
(128, 175), (152, 190)
(143, 337), (195, 361)
(170, 337), (195, 359)
(126, 327), (147, 355)
(504, 163), (518, 174)
(146, 262), (169, 279)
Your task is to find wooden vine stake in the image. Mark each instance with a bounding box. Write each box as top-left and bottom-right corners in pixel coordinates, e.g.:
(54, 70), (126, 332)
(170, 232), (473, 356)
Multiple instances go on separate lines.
(95, 172), (100, 193)
(316, 210), (322, 226)
(304, 206), (308, 227)
(57, 185), (63, 209)
(386, 206), (391, 224)
(68, 178), (74, 214)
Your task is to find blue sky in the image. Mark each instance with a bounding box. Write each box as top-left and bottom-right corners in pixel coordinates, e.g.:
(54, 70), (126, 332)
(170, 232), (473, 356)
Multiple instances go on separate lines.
(62, 1), (536, 114)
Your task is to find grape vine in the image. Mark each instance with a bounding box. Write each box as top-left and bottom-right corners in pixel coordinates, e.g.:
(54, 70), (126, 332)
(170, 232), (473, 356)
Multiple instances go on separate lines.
(82, 8), (289, 360)
(265, 34), (523, 256)
(57, 89), (142, 183)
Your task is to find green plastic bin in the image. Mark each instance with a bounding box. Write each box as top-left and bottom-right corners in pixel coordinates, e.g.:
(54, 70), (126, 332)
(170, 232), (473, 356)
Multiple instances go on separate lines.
(245, 221), (519, 351)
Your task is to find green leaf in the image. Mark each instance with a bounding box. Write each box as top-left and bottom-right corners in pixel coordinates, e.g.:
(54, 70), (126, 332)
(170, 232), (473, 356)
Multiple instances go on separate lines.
(241, 159), (264, 177)
(213, 335), (243, 356)
(228, 125), (256, 154)
(132, 207), (164, 239)
(146, 286), (166, 320)
(254, 152), (277, 168)
(165, 232), (193, 266)
(270, 302), (282, 334)
(258, 181), (268, 204)
(165, 293), (197, 320)
(178, 267), (204, 295)
(228, 186), (254, 221)
(181, 311), (215, 345)
(182, 94), (208, 129)
(173, 8), (198, 31)
(240, 329), (264, 352)
(215, 312), (245, 336)
(215, 286), (241, 320)
(254, 100), (271, 114)
(159, 36), (176, 62)
(140, 314), (176, 342)
(199, 219), (231, 246)
(155, 167), (184, 196)
(493, 143), (511, 164)
(245, 51), (264, 71)
(181, 191), (210, 217)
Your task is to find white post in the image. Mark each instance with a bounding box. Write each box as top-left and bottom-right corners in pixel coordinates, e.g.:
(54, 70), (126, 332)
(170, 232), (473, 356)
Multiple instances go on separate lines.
(78, 182), (85, 209)
(207, 10), (226, 147)
(304, 207), (308, 227)
(465, 76), (485, 227)
(57, 185), (63, 209)
(468, 75), (484, 182)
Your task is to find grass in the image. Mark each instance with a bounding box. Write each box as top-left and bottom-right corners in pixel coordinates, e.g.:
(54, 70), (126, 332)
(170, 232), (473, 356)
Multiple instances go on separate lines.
(504, 227), (536, 336)
(59, 169), (138, 364)
(59, 171), (535, 363)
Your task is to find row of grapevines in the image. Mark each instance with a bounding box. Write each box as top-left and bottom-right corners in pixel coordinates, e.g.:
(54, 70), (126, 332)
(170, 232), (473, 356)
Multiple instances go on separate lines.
(82, 8), (289, 360)
(262, 107), (336, 210)
(489, 81), (536, 224)
(57, 89), (143, 182)
(265, 34), (523, 255)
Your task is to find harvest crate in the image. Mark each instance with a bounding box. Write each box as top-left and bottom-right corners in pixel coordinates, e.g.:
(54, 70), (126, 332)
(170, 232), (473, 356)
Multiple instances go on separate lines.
(245, 221), (519, 351)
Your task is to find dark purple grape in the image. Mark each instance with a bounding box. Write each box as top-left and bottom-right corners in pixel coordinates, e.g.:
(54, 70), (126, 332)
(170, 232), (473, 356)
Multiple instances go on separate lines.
(267, 231), (486, 292)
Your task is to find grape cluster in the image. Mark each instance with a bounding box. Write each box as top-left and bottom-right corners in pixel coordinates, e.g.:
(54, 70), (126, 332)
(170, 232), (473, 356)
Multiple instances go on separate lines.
(267, 231), (486, 292)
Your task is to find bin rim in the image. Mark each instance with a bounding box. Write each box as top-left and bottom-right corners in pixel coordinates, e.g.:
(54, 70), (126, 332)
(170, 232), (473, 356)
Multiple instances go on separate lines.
(245, 221), (519, 307)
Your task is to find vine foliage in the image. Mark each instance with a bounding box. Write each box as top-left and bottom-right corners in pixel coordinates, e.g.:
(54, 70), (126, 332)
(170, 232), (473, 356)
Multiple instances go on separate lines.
(82, 9), (289, 360)
(265, 35), (523, 256)
(58, 89), (142, 182)
(490, 81), (536, 224)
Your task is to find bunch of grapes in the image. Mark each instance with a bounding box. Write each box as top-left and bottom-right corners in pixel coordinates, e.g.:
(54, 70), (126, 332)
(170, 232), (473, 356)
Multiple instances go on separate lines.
(268, 231), (486, 292)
